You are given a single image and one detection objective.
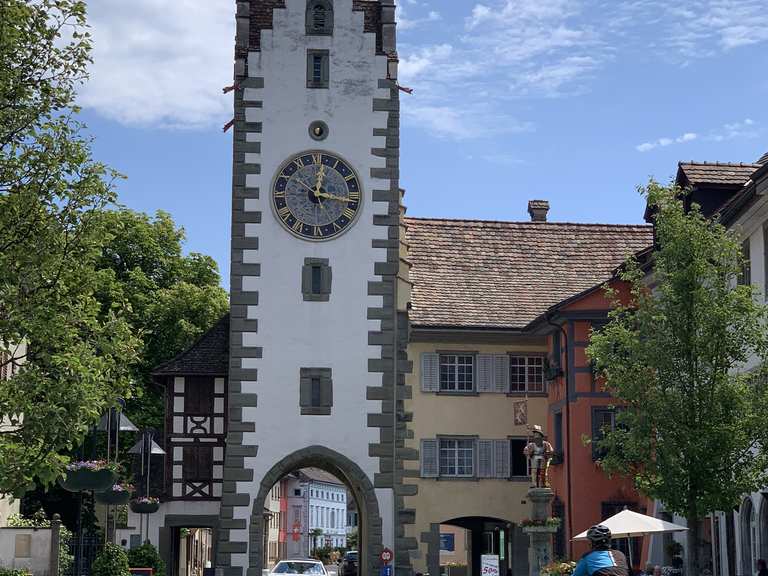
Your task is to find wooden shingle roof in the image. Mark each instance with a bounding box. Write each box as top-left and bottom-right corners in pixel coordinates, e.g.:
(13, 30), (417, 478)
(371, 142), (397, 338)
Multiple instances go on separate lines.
(404, 218), (653, 330)
(152, 315), (229, 376)
(677, 162), (761, 187)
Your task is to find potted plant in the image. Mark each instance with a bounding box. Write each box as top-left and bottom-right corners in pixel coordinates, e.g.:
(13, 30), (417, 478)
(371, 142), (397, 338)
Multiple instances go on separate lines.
(96, 482), (134, 505)
(130, 496), (160, 514)
(59, 460), (117, 492)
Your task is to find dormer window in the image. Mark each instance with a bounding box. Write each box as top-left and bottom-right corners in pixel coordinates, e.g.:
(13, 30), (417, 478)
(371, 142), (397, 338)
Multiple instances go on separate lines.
(307, 0), (333, 35)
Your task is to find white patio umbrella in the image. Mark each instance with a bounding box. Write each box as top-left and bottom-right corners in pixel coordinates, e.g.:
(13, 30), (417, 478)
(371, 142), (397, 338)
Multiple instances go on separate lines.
(572, 509), (688, 568)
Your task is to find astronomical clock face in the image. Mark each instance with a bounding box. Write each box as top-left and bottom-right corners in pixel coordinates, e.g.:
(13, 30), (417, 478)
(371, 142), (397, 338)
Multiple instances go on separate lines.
(272, 151), (362, 241)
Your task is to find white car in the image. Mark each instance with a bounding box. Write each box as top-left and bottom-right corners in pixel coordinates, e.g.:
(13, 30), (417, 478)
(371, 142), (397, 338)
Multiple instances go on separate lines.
(270, 560), (328, 575)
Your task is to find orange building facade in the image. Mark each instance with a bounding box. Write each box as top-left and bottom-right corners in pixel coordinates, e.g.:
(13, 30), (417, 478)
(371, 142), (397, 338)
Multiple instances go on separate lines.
(537, 280), (652, 568)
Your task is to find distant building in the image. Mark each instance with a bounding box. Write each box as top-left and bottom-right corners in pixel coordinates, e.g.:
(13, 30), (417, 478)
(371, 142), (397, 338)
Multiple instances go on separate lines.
(304, 468), (348, 550)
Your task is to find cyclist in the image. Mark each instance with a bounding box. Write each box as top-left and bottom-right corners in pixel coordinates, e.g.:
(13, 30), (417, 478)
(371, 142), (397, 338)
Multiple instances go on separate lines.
(573, 525), (629, 576)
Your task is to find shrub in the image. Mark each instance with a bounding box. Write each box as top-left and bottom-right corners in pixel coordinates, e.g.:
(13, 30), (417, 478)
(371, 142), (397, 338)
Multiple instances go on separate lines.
(0, 569), (32, 576)
(92, 543), (130, 576)
(128, 541), (166, 576)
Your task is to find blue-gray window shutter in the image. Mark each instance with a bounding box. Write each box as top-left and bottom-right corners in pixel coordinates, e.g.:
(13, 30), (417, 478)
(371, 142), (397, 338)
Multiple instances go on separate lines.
(477, 439), (494, 478)
(493, 355), (510, 393)
(420, 439), (438, 478)
(493, 439), (510, 478)
(421, 353), (439, 392)
(477, 355), (494, 393)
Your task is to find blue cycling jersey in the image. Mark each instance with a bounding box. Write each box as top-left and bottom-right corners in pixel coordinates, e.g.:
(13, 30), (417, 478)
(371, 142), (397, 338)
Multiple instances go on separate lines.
(572, 549), (629, 576)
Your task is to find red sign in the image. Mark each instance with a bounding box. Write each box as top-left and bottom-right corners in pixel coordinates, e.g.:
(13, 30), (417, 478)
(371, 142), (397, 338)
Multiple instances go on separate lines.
(380, 548), (393, 564)
(292, 523), (301, 542)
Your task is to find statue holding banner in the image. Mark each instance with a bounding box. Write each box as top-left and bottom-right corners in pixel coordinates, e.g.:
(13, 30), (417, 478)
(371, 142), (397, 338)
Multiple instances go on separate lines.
(523, 425), (553, 488)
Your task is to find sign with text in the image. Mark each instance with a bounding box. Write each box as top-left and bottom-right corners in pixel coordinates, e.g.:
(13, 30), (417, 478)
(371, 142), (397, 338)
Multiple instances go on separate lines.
(481, 555), (499, 576)
(440, 533), (455, 552)
(380, 548), (393, 564)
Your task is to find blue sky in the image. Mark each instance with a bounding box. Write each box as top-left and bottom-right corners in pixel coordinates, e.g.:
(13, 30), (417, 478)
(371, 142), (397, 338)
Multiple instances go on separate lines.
(79, 0), (768, 287)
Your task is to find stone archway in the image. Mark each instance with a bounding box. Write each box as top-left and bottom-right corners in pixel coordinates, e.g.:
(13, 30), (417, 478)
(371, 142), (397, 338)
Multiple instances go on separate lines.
(247, 445), (383, 576)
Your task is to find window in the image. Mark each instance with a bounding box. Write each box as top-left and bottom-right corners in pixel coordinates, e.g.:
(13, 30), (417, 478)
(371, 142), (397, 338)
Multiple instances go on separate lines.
(306, 0), (333, 35)
(439, 354), (474, 392)
(510, 356), (545, 393)
(182, 446), (213, 482)
(439, 438), (474, 477)
(302, 258), (332, 301)
(294, 488), (301, 496)
(592, 407), (616, 460)
(184, 376), (214, 414)
(553, 411), (564, 458)
(739, 239), (752, 286)
(307, 50), (330, 89)
(510, 438), (529, 479)
(300, 368), (332, 415)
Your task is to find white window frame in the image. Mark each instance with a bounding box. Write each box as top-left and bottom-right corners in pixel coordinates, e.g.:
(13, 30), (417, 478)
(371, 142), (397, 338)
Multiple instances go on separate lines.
(509, 355), (545, 393)
(438, 438), (475, 477)
(439, 354), (475, 392)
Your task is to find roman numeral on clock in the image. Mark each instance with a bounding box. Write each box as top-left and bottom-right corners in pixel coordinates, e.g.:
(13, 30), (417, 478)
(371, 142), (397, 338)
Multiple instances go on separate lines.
(277, 206), (291, 219)
(343, 207), (355, 220)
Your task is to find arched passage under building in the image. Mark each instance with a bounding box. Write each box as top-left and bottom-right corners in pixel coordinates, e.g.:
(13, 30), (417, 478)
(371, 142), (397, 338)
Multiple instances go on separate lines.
(248, 445), (382, 576)
(436, 516), (529, 576)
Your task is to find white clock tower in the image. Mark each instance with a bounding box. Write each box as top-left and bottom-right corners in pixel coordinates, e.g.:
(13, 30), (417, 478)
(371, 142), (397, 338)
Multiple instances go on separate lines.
(220, 1), (415, 575)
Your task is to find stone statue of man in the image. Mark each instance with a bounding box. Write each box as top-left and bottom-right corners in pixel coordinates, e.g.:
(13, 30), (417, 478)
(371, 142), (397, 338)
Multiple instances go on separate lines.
(523, 425), (554, 488)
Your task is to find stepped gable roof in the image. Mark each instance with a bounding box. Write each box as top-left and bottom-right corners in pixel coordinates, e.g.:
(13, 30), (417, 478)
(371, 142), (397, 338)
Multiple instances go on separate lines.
(300, 468), (345, 486)
(677, 162), (761, 187)
(404, 218), (653, 330)
(757, 151), (768, 165)
(152, 315), (229, 376)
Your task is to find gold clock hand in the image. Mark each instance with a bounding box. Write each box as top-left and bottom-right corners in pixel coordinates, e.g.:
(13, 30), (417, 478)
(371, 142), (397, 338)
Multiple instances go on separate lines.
(293, 177), (317, 194)
(315, 191), (352, 203)
(314, 163), (326, 197)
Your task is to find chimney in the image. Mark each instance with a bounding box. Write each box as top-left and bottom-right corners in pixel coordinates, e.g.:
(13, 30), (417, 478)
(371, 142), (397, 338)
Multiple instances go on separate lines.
(528, 200), (550, 222)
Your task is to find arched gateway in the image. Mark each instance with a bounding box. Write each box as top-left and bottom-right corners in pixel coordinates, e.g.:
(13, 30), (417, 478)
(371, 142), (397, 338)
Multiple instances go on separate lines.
(249, 446), (382, 575)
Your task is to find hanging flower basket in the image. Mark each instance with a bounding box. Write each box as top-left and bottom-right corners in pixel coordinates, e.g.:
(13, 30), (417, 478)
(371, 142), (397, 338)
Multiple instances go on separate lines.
(59, 461), (117, 492)
(95, 482), (134, 505)
(130, 497), (160, 514)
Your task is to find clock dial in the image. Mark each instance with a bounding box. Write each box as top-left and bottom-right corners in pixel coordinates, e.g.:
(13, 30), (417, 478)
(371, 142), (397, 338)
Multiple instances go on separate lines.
(272, 152), (362, 241)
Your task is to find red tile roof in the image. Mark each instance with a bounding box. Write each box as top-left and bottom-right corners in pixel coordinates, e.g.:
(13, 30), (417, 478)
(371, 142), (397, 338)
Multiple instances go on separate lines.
(404, 218), (653, 330)
(677, 162), (761, 187)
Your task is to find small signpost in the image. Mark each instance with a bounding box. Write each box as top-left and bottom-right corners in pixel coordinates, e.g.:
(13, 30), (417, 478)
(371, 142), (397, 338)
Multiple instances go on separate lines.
(481, 555), (500, 576)
(380, 547), (393, 576)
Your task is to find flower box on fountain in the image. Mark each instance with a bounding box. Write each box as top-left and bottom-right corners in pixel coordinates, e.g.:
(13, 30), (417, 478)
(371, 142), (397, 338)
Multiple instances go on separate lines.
(520, 517), (561, 534)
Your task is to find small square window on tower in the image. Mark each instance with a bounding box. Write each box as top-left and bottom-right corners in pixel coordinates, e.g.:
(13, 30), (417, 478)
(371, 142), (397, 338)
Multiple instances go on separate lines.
(300, 368), (333, 415)
(307, 50), (330, 89)
(306, 0), (334, 35)
(302, 258), (332, 301)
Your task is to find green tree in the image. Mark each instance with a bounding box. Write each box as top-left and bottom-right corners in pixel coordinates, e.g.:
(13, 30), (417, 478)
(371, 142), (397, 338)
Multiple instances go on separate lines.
(0, 0), (138, 494)
(92, 209), (229, 431)
(587, 182), (768, 575)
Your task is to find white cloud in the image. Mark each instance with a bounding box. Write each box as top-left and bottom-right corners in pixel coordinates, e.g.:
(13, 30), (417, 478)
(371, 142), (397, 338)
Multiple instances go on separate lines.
(636, 132), (698, 152)
(396, 6), (441, 31)
(403, 104), (534, 140)
(707, 118), (758, 142)
(399, 0), (605, 140)
(635, 119), (760, 152)
(79, 0), (234, 129)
